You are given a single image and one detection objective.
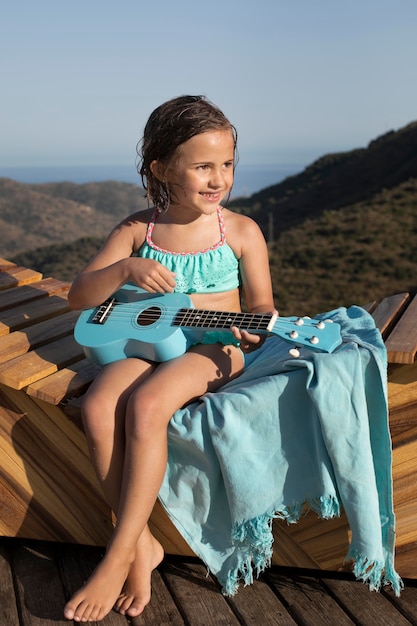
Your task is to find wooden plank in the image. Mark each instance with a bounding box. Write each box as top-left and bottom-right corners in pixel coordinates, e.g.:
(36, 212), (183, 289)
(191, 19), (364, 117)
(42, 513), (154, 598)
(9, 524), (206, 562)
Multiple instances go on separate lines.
(0, 277), (69, 312)
(0, 258), (17, 270)
(0, 335), (83, 389)
(162, 559), (241, 625)
(385, 294), (417, 363)
(226, 576), (297, 625)
(26, 358), (100, 404)
(321, 575), (412, 625)
(371, 292), (410, 337)
(0, 294), (70, 336)
(266, 569), (355, 625)
(383, 583), (417, 624)
(0, 266), (43, 290)
(11, 540), (70, 625)
(0, 310), (79, 365)
(0, 541), (20, 625)
(388, 361), (417, 419)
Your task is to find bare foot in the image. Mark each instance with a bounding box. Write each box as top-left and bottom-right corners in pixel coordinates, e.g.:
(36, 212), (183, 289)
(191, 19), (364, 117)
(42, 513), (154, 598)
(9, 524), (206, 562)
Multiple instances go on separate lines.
(114, 530), (164, 617)
(63, 553), (132, 622)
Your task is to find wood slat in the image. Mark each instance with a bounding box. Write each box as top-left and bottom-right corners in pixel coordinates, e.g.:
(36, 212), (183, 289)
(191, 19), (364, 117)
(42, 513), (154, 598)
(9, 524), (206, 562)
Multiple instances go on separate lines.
(371, 292), (410, 338)
(0, 293), (70, 336)
(10, 541), (70, 625)
(385, 295), (417, 364)
(0, 266), (43, 290)
(266, 569), (356, 625)
(0, 310), (79, 365)
(0, 258), (17, 270)
(161, 560), (241, 626)
(0, 277), (69, 312)
(227, 574), (297, 625)
(320, 576), (412, 625)
(383, 582), (417, 624)
(26, 358), (101, 404)
(0, 334), (83, 389)
(388, 361), (417, 418)
(0, 542), (20, 625)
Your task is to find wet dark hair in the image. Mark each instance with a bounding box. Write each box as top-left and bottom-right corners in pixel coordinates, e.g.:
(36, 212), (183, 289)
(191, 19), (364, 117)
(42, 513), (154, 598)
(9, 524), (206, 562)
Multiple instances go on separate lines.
(136, 95), (238, 212)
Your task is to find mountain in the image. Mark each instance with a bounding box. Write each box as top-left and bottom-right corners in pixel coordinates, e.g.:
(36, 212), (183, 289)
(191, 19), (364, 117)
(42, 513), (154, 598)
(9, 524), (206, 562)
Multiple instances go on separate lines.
(228, 121), (417, 313)
(0, 178), (148, 258)
(229, 121), (417, 237)
(3, 120), (417, 313)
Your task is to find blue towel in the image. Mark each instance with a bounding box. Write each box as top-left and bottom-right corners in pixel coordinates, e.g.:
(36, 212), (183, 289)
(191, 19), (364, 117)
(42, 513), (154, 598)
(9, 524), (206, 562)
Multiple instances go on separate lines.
(158, 306), (403, 596)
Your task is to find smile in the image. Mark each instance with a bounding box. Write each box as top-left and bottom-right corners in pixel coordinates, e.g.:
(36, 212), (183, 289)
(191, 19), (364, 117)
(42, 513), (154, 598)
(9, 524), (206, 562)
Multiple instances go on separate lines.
(200, 192), (222, 201)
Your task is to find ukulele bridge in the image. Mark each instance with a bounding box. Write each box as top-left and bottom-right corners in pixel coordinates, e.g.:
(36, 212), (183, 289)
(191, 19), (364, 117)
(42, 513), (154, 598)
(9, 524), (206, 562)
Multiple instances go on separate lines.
(92, 298), (116, 324)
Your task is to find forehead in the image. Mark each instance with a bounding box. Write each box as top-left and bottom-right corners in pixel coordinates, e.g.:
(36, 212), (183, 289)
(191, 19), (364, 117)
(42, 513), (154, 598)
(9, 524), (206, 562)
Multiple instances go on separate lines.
(177, 130), (235, 161)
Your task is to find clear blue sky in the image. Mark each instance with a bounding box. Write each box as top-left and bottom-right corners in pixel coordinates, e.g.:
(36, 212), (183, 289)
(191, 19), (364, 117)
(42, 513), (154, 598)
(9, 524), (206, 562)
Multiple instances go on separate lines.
(1, 0), (416, 168)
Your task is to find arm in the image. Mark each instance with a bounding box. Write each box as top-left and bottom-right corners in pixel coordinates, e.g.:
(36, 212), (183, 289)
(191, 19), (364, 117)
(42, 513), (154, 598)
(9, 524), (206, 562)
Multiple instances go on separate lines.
(68, 213), (176, 310)
(226, 212), (277, 349)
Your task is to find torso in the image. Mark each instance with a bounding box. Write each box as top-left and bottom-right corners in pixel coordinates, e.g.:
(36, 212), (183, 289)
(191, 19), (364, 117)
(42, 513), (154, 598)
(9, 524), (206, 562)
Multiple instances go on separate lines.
(135, 206), (242, 311)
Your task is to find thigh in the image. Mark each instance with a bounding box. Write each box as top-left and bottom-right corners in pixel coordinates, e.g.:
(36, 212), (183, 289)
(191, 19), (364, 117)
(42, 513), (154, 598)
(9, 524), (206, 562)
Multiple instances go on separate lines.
(85, 357), (156, 412)
(132, 343), (244, 417)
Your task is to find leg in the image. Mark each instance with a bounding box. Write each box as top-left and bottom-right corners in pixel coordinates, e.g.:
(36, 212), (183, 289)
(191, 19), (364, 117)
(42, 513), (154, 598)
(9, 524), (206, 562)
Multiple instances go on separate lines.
(79, 357), (155, 512)
(65, 357), (158, 622)
(64, 344), (244, 622)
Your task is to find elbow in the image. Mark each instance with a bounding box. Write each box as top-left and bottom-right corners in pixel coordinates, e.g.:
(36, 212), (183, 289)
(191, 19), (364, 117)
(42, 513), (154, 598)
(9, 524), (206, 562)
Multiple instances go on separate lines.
(67, 284), (84, 310)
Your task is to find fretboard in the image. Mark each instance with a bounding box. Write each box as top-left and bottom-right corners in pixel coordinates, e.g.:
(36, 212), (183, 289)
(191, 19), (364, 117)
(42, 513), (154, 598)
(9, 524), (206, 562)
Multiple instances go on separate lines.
(173, 308), (271, 332)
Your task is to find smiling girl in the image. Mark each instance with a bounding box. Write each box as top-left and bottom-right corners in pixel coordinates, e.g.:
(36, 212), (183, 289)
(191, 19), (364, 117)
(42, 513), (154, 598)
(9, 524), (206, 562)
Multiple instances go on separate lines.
(64, 95), (276, 622)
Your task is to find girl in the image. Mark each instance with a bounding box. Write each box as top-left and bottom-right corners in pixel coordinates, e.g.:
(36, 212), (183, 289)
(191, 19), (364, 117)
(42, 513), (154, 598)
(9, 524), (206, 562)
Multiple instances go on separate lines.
(64, 95), (276, 622)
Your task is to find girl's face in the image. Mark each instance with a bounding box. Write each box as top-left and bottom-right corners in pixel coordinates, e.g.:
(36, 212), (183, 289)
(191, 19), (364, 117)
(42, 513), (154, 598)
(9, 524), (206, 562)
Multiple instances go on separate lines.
(158, 129), (235, 216)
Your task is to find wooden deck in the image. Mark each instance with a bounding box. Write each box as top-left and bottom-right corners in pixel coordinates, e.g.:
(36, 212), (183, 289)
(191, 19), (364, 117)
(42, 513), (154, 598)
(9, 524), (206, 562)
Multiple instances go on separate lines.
(2, 537), (417, 626)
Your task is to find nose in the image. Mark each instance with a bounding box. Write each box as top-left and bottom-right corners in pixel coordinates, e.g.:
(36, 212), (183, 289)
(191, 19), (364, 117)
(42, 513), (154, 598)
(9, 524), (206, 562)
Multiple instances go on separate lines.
(209, 168), (228, 189)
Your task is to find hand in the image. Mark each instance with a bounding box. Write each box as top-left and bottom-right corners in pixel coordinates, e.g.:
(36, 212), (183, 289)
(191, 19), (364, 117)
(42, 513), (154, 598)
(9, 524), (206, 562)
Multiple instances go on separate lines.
(129, 258), (176, 293)
(231, 309), (278, 353)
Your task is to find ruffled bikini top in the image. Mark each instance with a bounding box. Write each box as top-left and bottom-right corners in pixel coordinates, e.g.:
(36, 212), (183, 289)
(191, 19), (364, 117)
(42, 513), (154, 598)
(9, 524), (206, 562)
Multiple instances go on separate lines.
(136, 206), (240, 294)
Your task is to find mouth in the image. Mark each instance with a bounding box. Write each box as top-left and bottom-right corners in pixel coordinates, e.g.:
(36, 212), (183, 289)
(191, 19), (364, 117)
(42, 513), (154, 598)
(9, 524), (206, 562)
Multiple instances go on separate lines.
(200, 192), (222, 201)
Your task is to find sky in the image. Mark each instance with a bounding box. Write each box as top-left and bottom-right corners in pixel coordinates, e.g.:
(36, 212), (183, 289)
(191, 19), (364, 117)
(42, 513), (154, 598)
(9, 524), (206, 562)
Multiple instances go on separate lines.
(1, 0), (417, 170)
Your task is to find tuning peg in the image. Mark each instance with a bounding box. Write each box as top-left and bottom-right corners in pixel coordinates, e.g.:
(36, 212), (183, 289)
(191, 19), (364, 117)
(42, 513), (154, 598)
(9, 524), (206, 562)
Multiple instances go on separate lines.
(289, 347), (300, 358)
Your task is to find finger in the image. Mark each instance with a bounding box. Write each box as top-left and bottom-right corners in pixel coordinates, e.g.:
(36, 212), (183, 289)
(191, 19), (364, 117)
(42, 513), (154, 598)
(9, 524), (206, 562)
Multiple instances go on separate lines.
(240, 330), (262, 345)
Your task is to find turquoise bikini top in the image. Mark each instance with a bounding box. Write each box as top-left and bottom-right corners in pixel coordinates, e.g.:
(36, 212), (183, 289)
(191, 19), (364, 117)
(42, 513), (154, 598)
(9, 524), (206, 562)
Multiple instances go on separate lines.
(136, 206), (240, 294)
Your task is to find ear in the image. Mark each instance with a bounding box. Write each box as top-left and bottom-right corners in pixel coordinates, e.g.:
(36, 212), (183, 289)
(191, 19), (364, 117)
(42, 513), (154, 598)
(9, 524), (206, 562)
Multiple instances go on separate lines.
(149, 160), (166, 181)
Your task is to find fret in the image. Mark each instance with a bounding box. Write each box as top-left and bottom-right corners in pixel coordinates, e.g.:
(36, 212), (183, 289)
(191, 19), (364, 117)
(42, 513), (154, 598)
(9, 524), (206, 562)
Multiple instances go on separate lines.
(173, 308), (272, 331)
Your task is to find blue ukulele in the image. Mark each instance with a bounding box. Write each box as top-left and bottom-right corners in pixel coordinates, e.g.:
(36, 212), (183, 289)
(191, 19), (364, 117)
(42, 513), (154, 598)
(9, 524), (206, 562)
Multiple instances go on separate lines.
(74, 283), (342, 365)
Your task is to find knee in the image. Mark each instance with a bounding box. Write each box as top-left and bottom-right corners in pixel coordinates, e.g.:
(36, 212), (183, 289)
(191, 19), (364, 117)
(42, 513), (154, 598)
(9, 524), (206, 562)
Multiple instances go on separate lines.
(125, 390), (167, 440)
(81, 390), (115, 441)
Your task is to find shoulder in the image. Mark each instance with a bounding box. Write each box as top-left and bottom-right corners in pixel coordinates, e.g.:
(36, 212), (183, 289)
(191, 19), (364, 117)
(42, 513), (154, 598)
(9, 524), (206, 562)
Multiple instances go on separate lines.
(110, 208), (153, 251)
(221, 208), (266, 255)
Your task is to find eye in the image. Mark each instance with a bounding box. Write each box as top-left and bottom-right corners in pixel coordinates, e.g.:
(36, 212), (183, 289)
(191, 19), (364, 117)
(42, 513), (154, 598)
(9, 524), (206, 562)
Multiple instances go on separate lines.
(196, 164), (209, 171)
(223, 161), (234, 169)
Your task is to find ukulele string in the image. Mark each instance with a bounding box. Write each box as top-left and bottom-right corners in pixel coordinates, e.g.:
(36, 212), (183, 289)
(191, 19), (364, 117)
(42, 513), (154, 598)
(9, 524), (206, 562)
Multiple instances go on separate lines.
(92, 302), (324, 330)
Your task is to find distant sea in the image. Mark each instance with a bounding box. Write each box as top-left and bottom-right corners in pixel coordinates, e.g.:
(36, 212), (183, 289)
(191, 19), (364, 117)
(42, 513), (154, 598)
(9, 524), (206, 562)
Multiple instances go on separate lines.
(0, 163), (303, 198)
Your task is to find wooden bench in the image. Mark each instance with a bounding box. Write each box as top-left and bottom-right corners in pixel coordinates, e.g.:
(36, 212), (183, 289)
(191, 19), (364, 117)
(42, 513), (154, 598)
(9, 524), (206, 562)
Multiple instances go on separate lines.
(1, 258), (417, 578)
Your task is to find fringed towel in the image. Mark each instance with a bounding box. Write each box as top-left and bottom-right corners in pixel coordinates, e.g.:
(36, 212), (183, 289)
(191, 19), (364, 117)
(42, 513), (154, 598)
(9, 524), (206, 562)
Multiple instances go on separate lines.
(158, 306), (403, 596)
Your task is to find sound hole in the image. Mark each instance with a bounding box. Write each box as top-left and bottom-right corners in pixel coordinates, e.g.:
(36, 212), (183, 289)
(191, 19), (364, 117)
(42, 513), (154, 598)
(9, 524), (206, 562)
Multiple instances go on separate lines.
(136, 306), (162, 327)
